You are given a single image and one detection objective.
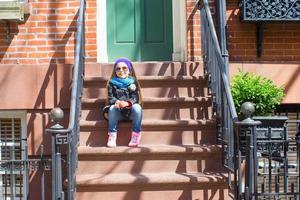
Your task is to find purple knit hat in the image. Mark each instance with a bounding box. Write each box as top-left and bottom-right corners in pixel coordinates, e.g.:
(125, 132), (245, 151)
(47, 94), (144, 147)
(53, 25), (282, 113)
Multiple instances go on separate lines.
(113, 58), (133, 72)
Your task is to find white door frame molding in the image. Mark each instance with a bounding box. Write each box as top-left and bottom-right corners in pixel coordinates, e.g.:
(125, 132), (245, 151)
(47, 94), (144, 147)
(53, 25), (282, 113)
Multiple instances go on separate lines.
(97, 0), (108, 62)
(172, 0), (187, 61)
(97, 0), (187, 62)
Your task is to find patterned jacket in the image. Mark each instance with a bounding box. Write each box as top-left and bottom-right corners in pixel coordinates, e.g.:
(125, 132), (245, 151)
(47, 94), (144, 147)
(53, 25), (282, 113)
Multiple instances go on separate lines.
(107, 81), (139, 118)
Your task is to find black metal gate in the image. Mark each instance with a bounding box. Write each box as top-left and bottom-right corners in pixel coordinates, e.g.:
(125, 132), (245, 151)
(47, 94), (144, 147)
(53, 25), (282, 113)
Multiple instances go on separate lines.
(0, 145), (51, 200)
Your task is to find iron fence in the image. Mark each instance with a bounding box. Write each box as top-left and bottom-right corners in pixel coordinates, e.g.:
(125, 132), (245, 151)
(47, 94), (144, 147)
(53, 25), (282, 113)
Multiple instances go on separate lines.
(235, 109), (300, 200)
(0, 145), (51, 200)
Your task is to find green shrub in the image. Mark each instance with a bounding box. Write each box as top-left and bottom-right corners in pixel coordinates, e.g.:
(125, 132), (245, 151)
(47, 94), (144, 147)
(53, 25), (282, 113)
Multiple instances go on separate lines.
(231, 71), (284, 116)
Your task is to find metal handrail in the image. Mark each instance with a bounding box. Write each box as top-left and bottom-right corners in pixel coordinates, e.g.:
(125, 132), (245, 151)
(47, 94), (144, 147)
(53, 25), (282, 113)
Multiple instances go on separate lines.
(199, 0), (238, 176)
(46, 0), (86, 199)
(199, 0), (237, 121)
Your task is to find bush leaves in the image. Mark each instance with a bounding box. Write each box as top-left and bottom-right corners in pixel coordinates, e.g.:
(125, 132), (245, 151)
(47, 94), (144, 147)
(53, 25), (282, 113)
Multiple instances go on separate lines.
(231, 71), (284, 116)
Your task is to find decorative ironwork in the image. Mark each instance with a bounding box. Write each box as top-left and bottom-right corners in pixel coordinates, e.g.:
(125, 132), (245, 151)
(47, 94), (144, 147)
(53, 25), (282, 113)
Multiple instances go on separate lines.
(0, 159), (51, 172)
(241, 0), (300, 21)
(235, 114), (300, 199)
(56, 134), (68, 145)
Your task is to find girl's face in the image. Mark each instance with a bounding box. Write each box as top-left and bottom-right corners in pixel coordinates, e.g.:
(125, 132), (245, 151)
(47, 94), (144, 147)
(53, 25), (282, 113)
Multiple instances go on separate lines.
(115, 62), (130, 78)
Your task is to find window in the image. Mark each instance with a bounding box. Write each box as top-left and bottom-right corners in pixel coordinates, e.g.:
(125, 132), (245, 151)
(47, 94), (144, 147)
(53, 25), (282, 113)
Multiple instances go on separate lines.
(0, 111), (27, 200)
(0, 0), (25, 21)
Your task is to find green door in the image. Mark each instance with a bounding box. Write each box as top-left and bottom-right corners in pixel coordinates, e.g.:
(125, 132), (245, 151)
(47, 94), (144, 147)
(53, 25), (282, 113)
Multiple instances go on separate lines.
(107, 0), (173, 61)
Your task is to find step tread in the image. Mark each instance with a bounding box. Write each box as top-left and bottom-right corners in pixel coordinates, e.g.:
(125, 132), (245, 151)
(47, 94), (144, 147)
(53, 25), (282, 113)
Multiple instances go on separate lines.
(80, 119), (216, 127)
(82, 97), (211, 104)
(84, 75), (206, 82)
(78, 144), (221, 156)
(76, 172), (228, 186)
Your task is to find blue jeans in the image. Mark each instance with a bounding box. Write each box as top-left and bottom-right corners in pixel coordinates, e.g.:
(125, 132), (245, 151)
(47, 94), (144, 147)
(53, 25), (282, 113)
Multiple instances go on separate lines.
(108, 104), (142, 133)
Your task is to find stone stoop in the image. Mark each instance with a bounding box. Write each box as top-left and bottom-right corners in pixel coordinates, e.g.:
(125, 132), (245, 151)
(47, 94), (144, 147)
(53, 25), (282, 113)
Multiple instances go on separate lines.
(76, 62), (233, 200)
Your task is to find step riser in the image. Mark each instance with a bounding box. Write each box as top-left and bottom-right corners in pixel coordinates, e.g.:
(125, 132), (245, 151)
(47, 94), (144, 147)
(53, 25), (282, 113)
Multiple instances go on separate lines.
(82, 107), (213, 121)
(83, 87), (208, 99)
(85, 62), (204, 77)
(84, 79), (207, 88)
(76, 189), (232, 200)
(79, 130), (217, 146)
(77, 155), (225, 174)
(82, 97), (211, 108)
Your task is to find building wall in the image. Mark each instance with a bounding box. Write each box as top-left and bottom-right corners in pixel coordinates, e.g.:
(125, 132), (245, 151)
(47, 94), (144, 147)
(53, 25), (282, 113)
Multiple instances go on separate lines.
(1, 0), (299, 64)
(227, 0), (300, 62)
(0, 64), (72, 155)
(186, 0), (201, 61)
(0, 0), (202, 63)
(0, 0), (97, 64)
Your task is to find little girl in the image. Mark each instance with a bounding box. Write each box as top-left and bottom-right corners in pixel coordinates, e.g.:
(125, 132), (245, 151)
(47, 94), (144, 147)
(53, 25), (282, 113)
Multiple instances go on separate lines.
(106, 58), (142, 147)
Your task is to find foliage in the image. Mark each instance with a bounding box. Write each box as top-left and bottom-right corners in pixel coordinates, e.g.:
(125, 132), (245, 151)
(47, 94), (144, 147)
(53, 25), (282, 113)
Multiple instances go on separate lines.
(231, 71), (284, 116)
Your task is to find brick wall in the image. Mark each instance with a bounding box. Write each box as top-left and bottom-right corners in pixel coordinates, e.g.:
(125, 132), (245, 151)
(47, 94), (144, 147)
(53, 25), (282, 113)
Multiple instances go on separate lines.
(0, 0), (96, 64)
(186, 0), (217, 61)
(1, 0), (299, 64)
(186, 0), (201, 61)
(227, 0), (300, 62)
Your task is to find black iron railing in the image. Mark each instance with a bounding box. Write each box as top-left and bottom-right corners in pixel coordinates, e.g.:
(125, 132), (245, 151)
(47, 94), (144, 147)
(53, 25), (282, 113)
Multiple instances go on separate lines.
(0, 145), (51, 200)
(198, 0), (238, 174)
(199, 0), (299, 199)
(235, 106), (300, 200)
(46, 0), (85, 199)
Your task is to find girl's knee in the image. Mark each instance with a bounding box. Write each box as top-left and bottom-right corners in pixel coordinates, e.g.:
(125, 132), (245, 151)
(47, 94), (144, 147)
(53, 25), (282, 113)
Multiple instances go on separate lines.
(131, 104), (142, 113)
(108, 105), (118, 115)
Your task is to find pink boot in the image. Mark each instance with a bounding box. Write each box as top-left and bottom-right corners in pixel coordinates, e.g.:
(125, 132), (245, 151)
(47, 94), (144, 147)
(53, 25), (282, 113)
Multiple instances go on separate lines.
(107, 132), (117, 147)
(128, 131), (141, 147)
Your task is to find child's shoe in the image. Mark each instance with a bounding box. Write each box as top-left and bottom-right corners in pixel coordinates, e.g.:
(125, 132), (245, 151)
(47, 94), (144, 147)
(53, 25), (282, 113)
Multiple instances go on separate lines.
(107, 132), (117, 147)
(128, 131), (141, 147)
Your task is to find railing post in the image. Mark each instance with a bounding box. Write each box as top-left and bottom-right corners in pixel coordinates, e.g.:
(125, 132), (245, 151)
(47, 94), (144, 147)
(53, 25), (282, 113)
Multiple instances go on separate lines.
(297, 122), (300, 200)
(235, 102), (261, 200)
(216, 0), (229, 74)
(47, 107), (67, 200)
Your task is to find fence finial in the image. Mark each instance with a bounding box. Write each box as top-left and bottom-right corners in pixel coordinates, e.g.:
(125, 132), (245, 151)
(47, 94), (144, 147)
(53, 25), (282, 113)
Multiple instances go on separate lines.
(49, 107), (64, 130)
(241, 101), (255, 122)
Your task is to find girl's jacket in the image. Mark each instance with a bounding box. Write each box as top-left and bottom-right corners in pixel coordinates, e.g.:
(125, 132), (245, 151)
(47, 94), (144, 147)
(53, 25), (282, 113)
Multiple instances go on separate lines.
(107, 81), (139, 118)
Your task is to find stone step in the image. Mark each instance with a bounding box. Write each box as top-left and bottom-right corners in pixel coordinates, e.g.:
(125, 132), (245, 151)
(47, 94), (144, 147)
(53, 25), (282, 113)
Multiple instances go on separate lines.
(77, 189), (232, 200)
(84, 76), (207, 88)
(85, 62), (204, 77)
(83, 76), (208, 99)
(77, 145), (225, 174)
(80, 129), (217, 146)
(80, 119), (216, 131)
(76, 172), (228, 192)
(82, 97), (211, 107)
(79, 119), (217, 146)
(78, 144), (221, 157)
(82, 107), (212, 121)
(80, 126), (217, 147)
(81, 97), (212, 121)
(83, 87), (208, 99)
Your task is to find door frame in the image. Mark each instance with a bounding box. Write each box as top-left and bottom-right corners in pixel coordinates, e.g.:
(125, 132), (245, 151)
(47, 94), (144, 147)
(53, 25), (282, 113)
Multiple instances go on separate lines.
(97, 0), (187, 62)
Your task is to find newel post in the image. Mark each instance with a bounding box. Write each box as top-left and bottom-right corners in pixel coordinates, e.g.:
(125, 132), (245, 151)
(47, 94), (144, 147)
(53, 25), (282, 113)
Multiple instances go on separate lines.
(47, 107), (68, 200)
(235, 102), (261, 200)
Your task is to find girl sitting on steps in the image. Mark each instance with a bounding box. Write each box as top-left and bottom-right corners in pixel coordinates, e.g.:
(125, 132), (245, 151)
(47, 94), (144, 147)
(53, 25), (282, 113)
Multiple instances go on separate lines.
(105, 58), (143, 147)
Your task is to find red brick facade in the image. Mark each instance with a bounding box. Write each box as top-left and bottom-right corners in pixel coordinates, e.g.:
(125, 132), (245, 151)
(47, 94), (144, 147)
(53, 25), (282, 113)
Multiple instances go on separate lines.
(186, 0), (201, 61)
(227, 0), (300, 62)
(0, 0), (299, 63)
(0, 0), (96, 64)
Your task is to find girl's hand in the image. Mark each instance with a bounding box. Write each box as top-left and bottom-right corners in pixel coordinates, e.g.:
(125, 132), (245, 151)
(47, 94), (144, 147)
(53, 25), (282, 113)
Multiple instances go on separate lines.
(115, 100), (121, 108)
(119, 101), (130, 108)
(115, 100), (129, 108)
